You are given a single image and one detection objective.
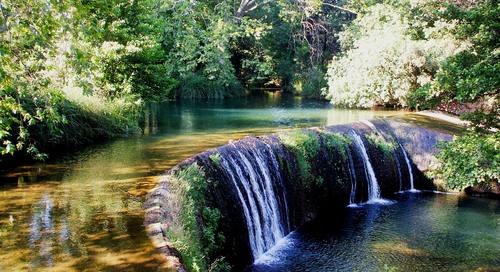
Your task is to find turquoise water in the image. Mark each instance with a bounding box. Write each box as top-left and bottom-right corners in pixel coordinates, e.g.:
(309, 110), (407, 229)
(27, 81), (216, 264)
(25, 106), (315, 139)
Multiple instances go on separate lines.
(0, 94), (399, 271)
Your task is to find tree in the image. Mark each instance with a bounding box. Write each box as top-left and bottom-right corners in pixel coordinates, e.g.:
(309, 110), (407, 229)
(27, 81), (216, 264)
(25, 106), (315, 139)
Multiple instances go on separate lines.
(324, 2), (465, 108)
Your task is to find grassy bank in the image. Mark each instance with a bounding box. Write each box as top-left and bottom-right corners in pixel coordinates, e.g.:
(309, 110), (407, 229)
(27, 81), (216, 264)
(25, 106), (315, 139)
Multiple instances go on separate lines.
(0, 89), (141, 163)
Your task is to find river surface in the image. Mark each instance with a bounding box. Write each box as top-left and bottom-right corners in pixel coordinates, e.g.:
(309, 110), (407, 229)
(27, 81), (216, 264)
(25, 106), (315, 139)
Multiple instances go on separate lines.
(251, 193), (499, 272)
(0, 94), (401, 271)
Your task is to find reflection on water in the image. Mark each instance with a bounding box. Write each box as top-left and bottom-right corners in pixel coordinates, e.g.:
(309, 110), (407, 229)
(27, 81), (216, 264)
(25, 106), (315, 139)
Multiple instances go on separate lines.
(250, 194), (500, 272)
(0, 94), (401, 271)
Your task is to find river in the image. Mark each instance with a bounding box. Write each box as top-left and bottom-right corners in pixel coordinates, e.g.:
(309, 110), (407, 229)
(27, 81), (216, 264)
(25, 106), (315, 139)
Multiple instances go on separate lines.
(0, 94), (400, 271)
(250, 193), (499, 271)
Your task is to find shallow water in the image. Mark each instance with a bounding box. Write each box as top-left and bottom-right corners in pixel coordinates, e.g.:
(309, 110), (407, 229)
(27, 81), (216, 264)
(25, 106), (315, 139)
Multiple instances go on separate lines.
(250, 193), (500, 272)
(0, 94), (401, 271)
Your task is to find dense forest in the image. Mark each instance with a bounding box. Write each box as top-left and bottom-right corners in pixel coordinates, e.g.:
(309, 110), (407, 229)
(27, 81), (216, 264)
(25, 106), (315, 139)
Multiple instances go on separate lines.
(0, 0), (498, 190)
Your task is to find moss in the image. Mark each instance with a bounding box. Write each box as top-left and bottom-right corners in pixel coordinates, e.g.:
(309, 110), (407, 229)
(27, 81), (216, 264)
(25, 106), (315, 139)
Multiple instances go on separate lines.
(366, 133), (396, 156)
(279, 130), (321, 187)
(320, 131), (352, 161)
(209, 152), (222, 167)
(166, 163), (224, 272)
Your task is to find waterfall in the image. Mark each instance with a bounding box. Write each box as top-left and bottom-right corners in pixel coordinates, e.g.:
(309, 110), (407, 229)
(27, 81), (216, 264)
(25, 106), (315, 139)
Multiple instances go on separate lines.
(220, 143), (289, 260)
(394, 151), (403, 193)
(362, 120), (406, 194)
(350, 131), (389, 204)
(399, 142), (418, 192)
(346, 148), (358, 207)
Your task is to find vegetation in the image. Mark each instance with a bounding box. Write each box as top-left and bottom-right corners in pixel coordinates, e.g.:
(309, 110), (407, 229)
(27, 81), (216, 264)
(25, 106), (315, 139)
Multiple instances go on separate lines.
(0, 0), (358, 161)
(0, 0), (156, 161)
(279, 130), (321, 187)
(166, 163), (227, 272)
(323, 0), (499, 190)
(209, 152), (222, 167)
(433, 132), (499, 190)
(1, 0), (497, 189)
(324, 1), (465, 108)
(366, 133), (396, 156)
(320, 130), (352, 160)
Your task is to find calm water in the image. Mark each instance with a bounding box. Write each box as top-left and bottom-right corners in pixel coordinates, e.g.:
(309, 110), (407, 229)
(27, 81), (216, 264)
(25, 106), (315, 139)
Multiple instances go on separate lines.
(0, 94), (401, 271)
(251, 193), (500, 272)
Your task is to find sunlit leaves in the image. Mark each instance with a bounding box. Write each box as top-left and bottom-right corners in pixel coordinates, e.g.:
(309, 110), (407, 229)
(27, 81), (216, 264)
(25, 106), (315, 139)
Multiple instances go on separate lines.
(324, 3), (465, 108)
(434, 132), (499, 190)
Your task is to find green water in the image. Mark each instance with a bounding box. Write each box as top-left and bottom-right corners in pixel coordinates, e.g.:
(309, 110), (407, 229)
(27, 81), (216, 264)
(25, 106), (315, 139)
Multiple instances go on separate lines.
(0, 94), (401, 271)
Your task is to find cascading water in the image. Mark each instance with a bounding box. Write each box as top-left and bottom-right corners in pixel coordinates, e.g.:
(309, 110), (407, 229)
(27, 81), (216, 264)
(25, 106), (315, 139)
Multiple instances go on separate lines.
(362, 120), (412, 194)
(346, 148), (358, 207)
(394, 152), (404, 192)
(219, 142), (289, 260)
(398, 142), (419, 192)
(361, 120), (404, 192)
(350, 131), (390, 204)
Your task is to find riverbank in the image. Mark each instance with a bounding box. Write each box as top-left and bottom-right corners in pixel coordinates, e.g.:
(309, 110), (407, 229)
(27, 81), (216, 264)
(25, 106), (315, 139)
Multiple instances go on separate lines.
(0, 91), (142, 166)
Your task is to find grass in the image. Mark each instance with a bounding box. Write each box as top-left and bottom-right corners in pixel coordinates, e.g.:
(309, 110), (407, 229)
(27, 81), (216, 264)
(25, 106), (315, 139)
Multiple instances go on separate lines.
(0, 87), (142, 162)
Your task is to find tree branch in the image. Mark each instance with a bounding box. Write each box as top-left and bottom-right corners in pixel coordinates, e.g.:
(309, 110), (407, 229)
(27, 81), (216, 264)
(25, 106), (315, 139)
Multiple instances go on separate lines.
(322, 3), (357, 15)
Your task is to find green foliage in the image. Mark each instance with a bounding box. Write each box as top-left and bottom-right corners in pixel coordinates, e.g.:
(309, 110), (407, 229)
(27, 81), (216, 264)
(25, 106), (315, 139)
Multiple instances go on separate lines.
(209, 152), (222, 167)
(433, 132), (499, 190)
(208, 257), (232, 272)
(228, 0), (354, 92)
(407, 83), (441, 110)
(461, 110), (500, 131)
(279, 130), (321, 186)
(0, 0), (143, 161)
(295, 67), (328, 99)
(410, 1), (499, 107)
(426, 1), (500, 104)
(366, 133), (396, 156)
(432, 51), (499, 103)
(178, 74), (243, 99)
(320, 131), (352, 160)
(168, 163), (224, 272)
(159, 1), (242, 98)
(325, 2), (464, 108)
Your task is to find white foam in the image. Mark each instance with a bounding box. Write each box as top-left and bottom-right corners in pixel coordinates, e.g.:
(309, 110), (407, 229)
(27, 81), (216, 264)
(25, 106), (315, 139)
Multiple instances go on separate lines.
(254, 231), (297, 265)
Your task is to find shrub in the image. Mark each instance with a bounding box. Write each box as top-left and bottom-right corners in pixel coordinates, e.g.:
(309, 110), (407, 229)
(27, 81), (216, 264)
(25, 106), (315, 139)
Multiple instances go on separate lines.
(433, 132), (499, 190)
(0, 88), (141, 161)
